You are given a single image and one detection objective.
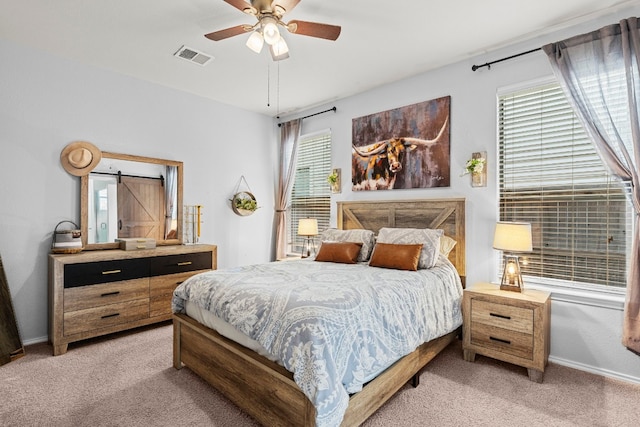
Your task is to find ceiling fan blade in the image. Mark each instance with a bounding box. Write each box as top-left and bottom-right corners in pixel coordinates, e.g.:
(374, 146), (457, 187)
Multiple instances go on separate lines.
(223, 0), (257, 15)
(205, 25), (251, 41)
(272, 0), (301, 14)
(287, 20), (341, 41)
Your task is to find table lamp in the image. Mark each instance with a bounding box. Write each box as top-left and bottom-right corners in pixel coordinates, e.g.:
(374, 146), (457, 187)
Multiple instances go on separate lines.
(493, 221), (532, 292)
(298, 218), (318, 258)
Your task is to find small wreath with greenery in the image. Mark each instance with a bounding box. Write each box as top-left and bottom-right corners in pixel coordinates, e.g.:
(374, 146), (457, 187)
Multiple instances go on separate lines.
(231, 191), (258, 216)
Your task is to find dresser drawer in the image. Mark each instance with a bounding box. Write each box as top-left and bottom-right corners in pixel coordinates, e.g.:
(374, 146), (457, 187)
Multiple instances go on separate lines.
(63, 298), (150, 336)
(471, 299), (533, 334)
(64, 258), (149, 288)
(149, 270), (204, 317)
(150, 252), (212, 276)
(64, 278), (150, 312)
(470, 322), (534, 360)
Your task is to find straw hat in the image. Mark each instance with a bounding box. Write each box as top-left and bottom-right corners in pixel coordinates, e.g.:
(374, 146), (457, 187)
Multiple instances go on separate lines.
(60, 141), (102, 176)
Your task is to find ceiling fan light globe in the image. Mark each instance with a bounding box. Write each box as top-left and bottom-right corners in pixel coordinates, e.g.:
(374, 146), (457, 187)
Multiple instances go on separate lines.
(263, 21), (280, 45)
(273, 37), (289, 54)
(246, 31), (264, 53)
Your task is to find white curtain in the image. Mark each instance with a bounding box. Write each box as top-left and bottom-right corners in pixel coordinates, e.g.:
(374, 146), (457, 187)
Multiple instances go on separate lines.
(543, 17), (640, 354)
(273, 119), (302, 260)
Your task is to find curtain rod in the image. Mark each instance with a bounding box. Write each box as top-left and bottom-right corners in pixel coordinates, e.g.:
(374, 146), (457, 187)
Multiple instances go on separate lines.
(277, 106), (337, 127)
(471, 47), (542, 71)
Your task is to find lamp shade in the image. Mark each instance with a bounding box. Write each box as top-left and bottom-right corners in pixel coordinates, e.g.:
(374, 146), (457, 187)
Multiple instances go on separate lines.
(246, 31), (264, 53)
(297, 218), (318, 236)
(262, 18), (280, 45)
(269, 37), (289, 61)
(493, 221), (532, 252)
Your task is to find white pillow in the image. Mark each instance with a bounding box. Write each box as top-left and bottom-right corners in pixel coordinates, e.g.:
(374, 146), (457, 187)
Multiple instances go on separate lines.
(376, 227), (443, 269)
(320, 229), (376, 262)
(440, 235), (457, 257)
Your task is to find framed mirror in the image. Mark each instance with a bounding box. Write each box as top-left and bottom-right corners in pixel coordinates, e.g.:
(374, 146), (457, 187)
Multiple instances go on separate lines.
(81, 152), (183, 250)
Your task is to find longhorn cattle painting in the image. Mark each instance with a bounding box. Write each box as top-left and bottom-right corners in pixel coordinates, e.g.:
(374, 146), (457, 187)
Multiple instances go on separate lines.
(352, 96), (450, 191)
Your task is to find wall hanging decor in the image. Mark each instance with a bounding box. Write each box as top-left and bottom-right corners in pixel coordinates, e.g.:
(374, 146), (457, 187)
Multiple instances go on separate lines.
(462, 151), (487, 187)
(184, 205), (203, 244)
(352, 96), (451, 191)
(327, 168), (341, 194)
(231, 176), (258, 216)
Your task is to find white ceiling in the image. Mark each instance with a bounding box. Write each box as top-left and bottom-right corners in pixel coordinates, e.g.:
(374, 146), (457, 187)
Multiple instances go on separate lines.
(0, 0), (636, 117)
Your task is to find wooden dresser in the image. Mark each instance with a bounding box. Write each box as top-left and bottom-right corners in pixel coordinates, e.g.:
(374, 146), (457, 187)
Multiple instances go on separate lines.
(49, 244), (216, 355)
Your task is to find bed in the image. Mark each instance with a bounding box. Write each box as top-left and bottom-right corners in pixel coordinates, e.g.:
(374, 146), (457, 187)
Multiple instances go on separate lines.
(172, 198), (465, 426)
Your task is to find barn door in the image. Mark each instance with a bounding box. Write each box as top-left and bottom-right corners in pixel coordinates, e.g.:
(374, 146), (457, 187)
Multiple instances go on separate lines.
(117, 176), (165, 240)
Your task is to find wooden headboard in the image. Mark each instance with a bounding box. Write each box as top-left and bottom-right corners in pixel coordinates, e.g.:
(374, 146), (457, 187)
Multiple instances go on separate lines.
(337, 198), (466, 286)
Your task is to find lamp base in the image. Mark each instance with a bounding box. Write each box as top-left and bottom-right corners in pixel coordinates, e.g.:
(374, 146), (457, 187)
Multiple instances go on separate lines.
(500, 283), (523, 293)
(500, 254), (524, 292)
(300, 236), (316, 259)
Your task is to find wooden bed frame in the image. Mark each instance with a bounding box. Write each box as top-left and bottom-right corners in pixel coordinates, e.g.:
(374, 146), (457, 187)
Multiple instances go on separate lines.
(173, 198), (465, 426)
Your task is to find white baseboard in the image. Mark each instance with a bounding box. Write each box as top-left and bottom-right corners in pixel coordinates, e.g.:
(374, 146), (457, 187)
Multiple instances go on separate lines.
(21, 336), (48, 346)
(549, 355), (640, 385)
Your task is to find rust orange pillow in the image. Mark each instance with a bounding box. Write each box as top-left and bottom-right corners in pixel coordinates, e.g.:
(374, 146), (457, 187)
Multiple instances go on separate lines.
(315, 242), (363, 264)
(368, 243), (423, 271)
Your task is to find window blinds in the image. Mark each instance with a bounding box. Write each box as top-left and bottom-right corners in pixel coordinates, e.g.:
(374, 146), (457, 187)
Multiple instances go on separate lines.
(498, 83), (630, 288)
(288, 132), (332, 254)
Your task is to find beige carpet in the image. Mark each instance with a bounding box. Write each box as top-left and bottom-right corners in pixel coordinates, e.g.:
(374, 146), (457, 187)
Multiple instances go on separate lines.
(1, 323), (639, 426)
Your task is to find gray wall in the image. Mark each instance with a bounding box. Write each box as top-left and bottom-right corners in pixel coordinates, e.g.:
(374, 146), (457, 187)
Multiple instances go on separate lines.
(281, 5), (640, 383)
(0, 39), (275, 345)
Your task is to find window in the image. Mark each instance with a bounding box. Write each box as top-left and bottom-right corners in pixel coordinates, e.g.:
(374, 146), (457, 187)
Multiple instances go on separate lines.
(288, 131), (332, 255)
(498, 81), (631, 288)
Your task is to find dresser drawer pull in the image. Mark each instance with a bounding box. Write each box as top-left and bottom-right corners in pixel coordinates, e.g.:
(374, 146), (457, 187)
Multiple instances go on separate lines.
(102, 269), (122, 275)
(177, 261), (192, 266)
(489, 336), (511, 345)
(100, 291), (121, 297)
(490, 312), (511, 320)
(101, 313), (120, 319)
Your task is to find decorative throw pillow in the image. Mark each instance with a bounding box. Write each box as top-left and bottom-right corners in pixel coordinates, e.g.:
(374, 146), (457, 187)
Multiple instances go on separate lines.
(376, 227), (444, 269)
(368, 243), (423, 271)
(315, 242), (363, 264)
(440, 235), (457, 258)
(320, 229), (376, 262)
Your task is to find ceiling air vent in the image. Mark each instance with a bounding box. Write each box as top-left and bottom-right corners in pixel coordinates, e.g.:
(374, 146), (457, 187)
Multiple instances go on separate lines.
(174, 45), (213, 66)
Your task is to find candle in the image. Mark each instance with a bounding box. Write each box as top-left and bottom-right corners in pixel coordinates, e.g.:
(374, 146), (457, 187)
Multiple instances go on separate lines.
(196, 205), (201, 238)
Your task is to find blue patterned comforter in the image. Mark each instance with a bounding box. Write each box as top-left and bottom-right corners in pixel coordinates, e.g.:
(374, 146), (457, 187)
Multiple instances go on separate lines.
(172, 256), (463, 427)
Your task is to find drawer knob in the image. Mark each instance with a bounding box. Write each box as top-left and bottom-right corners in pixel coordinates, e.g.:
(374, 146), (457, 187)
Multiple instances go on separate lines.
(490, 312), (511, 320)
(101, 313), (120, 319)
(177, 261), (192, 266)
(100, 291), (121, 297)
(102, 269), (122, 275)
(489, 336), (511, 345)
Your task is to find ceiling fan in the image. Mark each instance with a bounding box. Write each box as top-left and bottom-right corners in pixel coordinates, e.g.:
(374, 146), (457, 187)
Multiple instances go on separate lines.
(205, 0), (341, 61)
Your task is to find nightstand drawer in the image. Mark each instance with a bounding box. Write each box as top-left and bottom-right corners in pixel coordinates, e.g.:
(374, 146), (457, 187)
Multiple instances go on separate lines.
(470, 322), (533, 360)
(471, 299), (533, 334)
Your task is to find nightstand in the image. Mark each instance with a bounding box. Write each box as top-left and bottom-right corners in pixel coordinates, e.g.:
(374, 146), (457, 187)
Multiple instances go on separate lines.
(462, 282), (551, 383)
